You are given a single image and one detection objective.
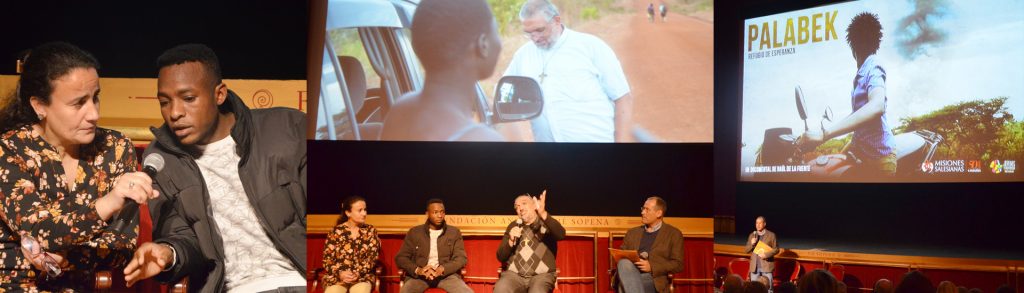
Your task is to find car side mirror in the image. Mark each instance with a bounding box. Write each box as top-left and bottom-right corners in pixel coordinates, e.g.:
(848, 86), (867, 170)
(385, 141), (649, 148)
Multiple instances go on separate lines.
(494, 76), (544, 123)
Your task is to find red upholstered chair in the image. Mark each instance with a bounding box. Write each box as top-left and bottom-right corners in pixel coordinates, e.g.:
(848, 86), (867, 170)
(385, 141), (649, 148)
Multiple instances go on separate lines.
(727, 258), (751, 280)
(772, 259), (801, 286)
(308, 268), (325, 292)
(828, 264), (845, 282)
(96, 145), (173, 292)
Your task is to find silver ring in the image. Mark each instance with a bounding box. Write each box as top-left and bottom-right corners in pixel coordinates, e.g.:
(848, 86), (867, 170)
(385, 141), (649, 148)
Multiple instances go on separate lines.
(128, 181), (135, 190)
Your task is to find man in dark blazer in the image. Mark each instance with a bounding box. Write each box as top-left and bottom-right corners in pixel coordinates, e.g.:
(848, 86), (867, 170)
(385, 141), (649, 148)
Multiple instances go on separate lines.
(395, 199), (472, 293)
(745, 216), (779, 285)
(617, 196), (685, 293)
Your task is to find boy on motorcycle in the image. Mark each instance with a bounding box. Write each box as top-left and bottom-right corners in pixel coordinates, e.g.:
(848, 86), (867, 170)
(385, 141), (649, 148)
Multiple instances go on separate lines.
(796, 12), (897, 177)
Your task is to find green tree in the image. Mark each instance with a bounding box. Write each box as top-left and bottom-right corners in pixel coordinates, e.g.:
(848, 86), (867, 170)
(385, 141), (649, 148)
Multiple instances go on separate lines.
(894, 97), (1014, 161)
(991, 121), (1024, 161)
(488, 0), (527, 36)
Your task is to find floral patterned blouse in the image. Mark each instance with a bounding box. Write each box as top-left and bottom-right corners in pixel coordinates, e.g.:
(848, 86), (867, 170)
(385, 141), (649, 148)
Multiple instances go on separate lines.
(0, 125), (138, 291)
(322, 222), (380, 287)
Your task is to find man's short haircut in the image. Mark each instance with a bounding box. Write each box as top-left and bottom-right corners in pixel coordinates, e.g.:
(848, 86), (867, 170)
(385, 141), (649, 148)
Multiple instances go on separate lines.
(798, 269), (840, 293)
(743, 280), (770, 293)
(776, 282), (798, 293)
(874, 279), (894, 293)
(411, 0), (494, 73)
(157, 43), (223, 88)
(427, 198), (445, 210)
(895, 270), (934, 293)
(937, 281), (959, 293)
(515, 193), (533, 201)
(723, 274), (744, 293)
(846, 12), (883, 59)
(646, 196), (667, 215)
(756, 216), (766, 223)
(519, 0), (559, 21)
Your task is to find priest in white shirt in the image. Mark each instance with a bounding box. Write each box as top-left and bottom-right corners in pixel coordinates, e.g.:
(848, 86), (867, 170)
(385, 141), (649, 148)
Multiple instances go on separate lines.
(503, 0), (634, 142)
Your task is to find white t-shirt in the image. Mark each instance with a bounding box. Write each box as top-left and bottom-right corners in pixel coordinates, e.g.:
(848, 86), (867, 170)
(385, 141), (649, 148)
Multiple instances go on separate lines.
(193, 135), (305, 292)
(428, 228), (442, 267)
(504, 27), (631, 142)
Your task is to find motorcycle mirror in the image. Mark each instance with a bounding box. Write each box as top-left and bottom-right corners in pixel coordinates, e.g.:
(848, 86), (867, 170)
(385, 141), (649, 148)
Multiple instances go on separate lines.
(823, 106), (834, 122)
(795, 86), (809, 131)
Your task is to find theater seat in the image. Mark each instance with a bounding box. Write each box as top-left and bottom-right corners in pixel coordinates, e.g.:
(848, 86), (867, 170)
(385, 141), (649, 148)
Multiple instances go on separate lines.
(727, 258), (751, 280)
(125, 144), (187, 292)
(773, 258), (801, 286)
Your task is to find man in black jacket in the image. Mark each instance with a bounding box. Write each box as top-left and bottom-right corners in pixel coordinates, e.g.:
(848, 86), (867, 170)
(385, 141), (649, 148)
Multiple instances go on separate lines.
(395, 199), (473, 293)
(122, 44), (307, 293)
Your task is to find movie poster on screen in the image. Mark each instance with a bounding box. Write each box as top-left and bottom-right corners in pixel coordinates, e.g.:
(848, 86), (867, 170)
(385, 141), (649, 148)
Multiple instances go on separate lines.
(740, 0), (1024, 182)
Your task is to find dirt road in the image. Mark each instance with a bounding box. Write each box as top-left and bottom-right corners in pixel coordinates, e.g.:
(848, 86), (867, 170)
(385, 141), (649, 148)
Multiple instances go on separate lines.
(584, 1), (714, 142)
(488, 1), (714, 142)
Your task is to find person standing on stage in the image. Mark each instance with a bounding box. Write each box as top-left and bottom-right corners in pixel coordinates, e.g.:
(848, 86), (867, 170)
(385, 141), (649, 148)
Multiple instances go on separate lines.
(745, 216), (779, 285)
(495, 191), (565, 293)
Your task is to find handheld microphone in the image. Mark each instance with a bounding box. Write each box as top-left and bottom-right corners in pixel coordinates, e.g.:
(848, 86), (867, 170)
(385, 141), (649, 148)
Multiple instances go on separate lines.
(513, 218), (524, 245)
(640, 251), (649, 260)
(111, 154), (165, 233)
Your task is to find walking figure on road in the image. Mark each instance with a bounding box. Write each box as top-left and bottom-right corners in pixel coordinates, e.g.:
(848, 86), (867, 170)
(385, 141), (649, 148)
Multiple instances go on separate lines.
(647, 3), (655, 23)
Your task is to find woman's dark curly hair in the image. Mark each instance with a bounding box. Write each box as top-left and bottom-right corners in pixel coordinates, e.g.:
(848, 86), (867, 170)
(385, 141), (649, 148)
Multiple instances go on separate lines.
(0, 42), (100, 132)
(337, 196), (366, 226)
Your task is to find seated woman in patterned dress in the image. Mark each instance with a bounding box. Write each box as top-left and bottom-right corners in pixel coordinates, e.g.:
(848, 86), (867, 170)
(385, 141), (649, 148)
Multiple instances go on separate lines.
(0, 42), (158, 291)
(322, 196), (381, 293)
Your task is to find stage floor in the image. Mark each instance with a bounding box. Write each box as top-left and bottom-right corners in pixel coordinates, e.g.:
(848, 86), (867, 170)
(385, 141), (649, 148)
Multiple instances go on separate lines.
(715, 233), (1024, 261)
